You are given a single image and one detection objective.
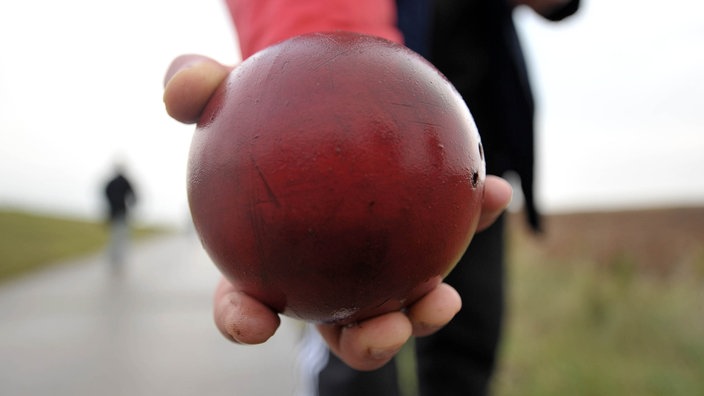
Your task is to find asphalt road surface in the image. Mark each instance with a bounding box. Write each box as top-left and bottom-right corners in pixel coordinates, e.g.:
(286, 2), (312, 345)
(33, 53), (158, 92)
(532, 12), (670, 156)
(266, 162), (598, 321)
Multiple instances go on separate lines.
(0, 233), (305, 396)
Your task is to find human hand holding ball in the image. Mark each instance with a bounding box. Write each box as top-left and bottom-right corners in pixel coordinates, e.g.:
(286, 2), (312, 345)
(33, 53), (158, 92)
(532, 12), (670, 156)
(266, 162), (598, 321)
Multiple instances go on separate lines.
(164, 32), (512, 371)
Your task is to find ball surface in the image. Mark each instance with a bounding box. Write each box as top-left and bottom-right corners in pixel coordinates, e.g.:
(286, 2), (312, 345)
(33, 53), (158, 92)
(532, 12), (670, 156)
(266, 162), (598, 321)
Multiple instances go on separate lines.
(188, 32), (485, 324)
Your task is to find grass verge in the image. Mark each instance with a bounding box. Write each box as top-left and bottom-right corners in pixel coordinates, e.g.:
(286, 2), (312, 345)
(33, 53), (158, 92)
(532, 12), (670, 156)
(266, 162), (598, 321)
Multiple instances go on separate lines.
(0, 209), (168, 283)
(492, 213), (704, 395)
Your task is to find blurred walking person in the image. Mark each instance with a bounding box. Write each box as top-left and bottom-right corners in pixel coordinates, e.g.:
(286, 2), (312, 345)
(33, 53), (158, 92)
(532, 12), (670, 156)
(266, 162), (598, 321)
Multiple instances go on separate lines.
(103, 164), (137, 273)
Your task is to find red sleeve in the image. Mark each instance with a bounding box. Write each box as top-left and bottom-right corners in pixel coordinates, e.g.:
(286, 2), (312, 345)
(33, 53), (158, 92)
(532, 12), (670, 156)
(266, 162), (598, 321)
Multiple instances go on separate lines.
(225, 0), (403, 59)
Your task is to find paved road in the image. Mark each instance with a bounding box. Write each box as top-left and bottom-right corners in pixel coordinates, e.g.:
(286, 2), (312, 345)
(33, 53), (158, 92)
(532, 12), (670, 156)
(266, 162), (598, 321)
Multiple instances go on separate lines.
(0, 233), (305, 396)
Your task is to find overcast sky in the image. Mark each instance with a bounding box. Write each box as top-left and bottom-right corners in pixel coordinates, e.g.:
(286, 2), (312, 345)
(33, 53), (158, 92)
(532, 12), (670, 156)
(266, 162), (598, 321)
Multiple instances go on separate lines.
(1, 0), (703, 225)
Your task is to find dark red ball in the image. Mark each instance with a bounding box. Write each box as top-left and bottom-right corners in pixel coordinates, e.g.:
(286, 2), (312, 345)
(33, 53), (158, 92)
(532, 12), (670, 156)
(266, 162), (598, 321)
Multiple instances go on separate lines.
(188, 32), (485, 324)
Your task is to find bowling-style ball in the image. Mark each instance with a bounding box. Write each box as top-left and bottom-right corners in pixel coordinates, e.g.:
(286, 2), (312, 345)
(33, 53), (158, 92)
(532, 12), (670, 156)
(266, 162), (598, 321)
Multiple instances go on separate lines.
(188, 32), (485, 324)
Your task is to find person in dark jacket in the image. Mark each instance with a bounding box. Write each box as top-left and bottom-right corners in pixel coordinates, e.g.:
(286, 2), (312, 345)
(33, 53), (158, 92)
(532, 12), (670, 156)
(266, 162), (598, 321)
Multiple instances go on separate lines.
(104, 164), (136, 272)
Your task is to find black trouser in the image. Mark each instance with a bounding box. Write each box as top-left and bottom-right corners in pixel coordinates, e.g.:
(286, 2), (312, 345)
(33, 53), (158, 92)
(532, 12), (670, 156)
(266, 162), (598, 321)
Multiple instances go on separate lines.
(318, 215), (506, 396)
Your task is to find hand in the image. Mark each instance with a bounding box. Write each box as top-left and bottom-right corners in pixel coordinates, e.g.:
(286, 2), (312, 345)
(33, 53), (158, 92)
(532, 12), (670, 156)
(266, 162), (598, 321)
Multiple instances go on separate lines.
(164, 55), (513, 371)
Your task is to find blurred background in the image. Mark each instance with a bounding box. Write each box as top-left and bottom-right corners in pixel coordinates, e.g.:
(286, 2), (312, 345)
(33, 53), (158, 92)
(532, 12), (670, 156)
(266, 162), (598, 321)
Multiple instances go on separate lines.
(1, 0), (703, 395)
(1, 0), (702, 224)
(0, 0), (240, 226)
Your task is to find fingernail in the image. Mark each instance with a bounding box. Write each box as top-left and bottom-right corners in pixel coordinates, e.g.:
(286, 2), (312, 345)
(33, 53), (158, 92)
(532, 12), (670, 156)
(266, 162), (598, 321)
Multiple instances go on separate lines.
(163, 55), (209, 87)
(415, 321), (442, 335)
(368, 345), (401, 361)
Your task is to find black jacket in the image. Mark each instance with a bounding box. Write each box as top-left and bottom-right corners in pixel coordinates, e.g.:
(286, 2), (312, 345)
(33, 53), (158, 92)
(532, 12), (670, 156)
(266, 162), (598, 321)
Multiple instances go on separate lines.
(105, 173), (135, 220)
(399, 0), (580, 231)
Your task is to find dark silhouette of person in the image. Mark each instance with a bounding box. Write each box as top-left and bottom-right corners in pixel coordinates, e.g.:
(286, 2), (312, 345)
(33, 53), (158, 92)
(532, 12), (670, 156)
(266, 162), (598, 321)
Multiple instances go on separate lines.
(104, 165), (136, 272)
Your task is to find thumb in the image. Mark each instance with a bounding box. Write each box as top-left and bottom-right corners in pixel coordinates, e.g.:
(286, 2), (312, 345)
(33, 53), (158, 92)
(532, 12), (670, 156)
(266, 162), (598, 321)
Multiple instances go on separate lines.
(163, 54), (233, 124)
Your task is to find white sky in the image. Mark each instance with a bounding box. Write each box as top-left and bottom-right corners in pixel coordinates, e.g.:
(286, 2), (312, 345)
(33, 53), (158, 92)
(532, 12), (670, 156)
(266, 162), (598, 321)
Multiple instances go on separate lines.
(1, 0), (703, 225)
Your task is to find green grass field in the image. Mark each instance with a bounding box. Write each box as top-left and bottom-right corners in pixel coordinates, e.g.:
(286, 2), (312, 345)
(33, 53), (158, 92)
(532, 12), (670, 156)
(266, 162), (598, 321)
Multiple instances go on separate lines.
(2, 207), (703, 394)
(399, 208), (704, 396)
(492, 209), (704, 396)
(0, 209), (167, 282)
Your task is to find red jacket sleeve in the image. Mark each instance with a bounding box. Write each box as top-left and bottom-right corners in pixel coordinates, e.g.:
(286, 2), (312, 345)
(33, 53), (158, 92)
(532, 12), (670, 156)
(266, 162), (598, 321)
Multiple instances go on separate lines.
(225, 0), (403, 59)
